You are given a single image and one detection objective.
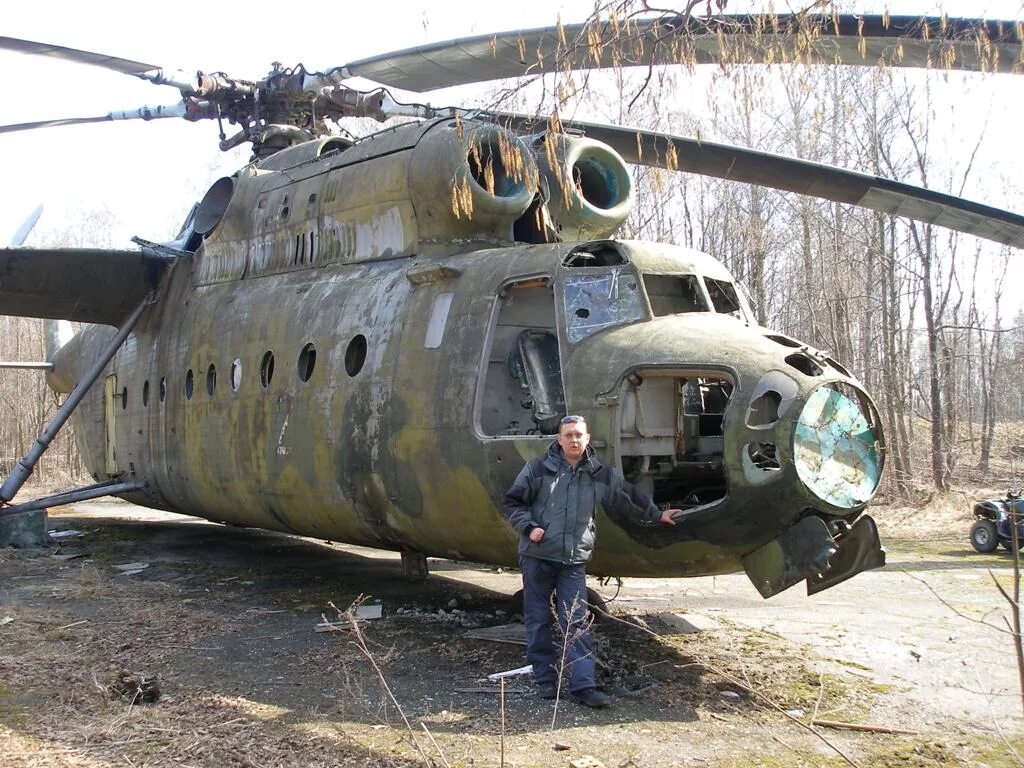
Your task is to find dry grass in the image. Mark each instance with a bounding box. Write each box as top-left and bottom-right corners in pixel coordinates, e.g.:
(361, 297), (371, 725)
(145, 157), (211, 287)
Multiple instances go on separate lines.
(0, 556), (429, 768)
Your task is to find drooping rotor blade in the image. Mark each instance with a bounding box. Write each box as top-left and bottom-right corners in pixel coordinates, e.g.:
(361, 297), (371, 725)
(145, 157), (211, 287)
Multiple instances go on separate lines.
(0, 36), (197, 92)
(324, 14), (1022, 93)
(0, 116), (115, 134)
(0, 103), (209, 135)
(9, 205), (42, 247)
(496, 112), (1024, 249)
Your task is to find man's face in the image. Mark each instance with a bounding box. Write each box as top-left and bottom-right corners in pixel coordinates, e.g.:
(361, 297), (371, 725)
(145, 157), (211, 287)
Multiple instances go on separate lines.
(557, 420), (590, 463)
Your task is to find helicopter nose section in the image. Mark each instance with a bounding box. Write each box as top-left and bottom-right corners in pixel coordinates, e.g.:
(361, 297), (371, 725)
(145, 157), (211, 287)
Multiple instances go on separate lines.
(793, 382), (883, 509)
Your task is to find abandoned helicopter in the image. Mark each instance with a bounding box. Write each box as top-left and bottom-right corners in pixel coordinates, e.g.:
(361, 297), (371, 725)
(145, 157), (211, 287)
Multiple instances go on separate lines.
(1, 13), (1022, 598)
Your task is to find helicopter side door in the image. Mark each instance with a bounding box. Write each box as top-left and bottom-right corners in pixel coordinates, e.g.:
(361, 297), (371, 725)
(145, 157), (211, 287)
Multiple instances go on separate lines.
(478, 276), (565, 438)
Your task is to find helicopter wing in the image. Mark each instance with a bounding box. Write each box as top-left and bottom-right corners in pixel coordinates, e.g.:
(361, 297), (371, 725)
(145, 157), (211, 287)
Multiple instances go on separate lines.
(332, 14), (1022, 92)
(0, 248), (164, 324)
(490, 112), (1024, 249)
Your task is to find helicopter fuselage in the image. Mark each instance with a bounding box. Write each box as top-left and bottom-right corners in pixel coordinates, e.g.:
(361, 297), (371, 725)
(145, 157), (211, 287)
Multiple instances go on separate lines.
(46, 117), (885, 595)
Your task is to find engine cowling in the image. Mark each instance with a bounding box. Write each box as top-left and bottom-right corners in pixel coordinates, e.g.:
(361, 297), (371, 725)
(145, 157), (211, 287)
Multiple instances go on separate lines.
(409, 122), (538, 243)
(534, 134), (635, 241)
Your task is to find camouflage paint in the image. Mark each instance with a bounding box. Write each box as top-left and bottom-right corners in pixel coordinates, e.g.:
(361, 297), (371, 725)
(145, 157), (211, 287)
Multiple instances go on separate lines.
(46, 117), (884, 590)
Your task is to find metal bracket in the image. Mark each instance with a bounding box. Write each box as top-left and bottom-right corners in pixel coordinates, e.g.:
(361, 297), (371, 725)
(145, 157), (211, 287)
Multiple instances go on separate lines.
(1, 479), (144, 518)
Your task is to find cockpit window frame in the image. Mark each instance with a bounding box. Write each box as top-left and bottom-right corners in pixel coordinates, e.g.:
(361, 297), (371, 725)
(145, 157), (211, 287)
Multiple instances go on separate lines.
(643, 273), (710, 316)
(558, 262), (647, 344)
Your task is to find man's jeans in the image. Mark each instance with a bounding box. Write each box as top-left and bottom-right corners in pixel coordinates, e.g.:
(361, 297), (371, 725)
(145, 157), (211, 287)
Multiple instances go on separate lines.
(520, 556), (595, 693)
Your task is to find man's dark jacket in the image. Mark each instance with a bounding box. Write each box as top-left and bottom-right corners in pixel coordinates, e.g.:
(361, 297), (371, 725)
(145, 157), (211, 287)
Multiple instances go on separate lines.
(503, 441), (661, 565)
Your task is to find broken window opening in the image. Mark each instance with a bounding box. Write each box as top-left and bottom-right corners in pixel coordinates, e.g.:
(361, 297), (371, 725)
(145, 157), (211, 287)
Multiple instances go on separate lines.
(705, 277), (743, 317)
(786, 353), (823, 377)
(562, 242), (628, 268)
(510, 329), (565, 434)
(479, 277), (563, 436)
(618, 372), (732, 511)
(747, 441), (781, 470)
(746, 390), (782, 428)
(644, 274), (709, 316)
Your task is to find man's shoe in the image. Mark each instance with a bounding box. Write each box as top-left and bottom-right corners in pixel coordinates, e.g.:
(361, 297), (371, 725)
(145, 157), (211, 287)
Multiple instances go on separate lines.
(571, 688), (611, 708)
(537, 682), (558, 700)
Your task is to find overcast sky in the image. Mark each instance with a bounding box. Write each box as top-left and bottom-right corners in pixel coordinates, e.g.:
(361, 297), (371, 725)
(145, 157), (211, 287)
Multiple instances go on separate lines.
(1, 0), (1020, 247)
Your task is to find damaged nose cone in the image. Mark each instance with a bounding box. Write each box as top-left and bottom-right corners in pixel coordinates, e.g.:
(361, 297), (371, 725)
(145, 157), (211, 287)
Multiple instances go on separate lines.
(743, 381), (886, 598)
(793, 382), (883, 509)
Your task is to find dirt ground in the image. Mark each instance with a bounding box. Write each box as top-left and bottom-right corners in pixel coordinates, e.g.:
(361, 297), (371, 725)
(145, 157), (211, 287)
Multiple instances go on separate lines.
(2, 490), (1023, 767)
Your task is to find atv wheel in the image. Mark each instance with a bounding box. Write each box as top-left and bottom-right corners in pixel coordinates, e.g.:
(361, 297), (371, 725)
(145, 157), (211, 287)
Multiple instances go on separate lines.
(971, 519), (999, 553)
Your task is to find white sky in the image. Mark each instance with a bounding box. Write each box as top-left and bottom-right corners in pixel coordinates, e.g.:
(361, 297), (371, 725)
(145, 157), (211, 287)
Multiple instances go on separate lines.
(1, 0), (1021, 250)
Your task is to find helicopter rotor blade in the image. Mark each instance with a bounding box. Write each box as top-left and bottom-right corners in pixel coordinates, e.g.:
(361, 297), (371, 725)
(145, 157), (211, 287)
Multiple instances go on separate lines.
(493, 112), (1024, 249)
(323, 14), (1022, 93)
(0, 36), (198, 92)
(0, 102), (208, 135)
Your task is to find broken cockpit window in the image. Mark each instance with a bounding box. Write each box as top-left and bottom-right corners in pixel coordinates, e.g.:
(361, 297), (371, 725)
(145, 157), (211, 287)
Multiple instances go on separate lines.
(563, 268), (646, 343)
(644, 274), (708, 316)
(704, 278), (743, 317)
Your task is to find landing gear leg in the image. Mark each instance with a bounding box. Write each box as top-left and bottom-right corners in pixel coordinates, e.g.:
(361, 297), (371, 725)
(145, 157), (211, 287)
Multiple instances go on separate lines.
(401, 550), (429, 581)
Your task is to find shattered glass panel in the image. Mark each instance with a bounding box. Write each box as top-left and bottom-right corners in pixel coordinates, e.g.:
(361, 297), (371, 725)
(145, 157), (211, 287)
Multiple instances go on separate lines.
(705, 278), (743, 318)
(563, 269), (646, 343)
(794, 384), (882, 509)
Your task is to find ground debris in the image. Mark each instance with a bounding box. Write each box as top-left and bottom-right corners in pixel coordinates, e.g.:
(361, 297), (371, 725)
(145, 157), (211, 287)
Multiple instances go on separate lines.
(109, 670), (161, 704)
(811, 718), (919, 735)
(53, 550), (90, 560)
(48, 529), (83, 539)
(465, 621), (526, 644)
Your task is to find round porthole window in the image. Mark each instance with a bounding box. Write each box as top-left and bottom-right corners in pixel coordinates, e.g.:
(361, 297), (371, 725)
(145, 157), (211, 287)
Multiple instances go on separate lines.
(297, 343), (316, 382)
(345, 334), (367, 377)
(260, 351), (275, 389)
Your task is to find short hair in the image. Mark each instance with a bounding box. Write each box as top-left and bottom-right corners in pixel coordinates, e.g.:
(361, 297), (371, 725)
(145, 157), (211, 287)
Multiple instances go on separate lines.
(558, 415), (587, 433)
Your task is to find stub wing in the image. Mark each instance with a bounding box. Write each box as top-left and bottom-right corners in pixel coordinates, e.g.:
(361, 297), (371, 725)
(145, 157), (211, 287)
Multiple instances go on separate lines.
(0, 247), (163, 325)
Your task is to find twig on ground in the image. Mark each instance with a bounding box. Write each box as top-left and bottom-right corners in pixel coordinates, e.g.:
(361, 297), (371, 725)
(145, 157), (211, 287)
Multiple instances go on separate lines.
(810, 719), (918, 735)
(420, 722), (451, 768)
(333, 600), (434, 767)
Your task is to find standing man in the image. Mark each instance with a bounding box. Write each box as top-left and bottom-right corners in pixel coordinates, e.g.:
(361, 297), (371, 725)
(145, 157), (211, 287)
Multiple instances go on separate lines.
(503, 414), (680, 708)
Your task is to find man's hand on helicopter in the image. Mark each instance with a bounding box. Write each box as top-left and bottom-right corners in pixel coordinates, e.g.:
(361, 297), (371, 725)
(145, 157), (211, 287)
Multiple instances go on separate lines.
(660, 509), (683, 526)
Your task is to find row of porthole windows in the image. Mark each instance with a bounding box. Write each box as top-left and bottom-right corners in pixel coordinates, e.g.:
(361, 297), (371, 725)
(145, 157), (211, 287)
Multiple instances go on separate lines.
(119, 334), (368, 409)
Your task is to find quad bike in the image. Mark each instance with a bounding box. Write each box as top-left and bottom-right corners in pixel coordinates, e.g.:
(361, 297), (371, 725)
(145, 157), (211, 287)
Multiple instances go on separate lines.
(970, 490), (1024, 553)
